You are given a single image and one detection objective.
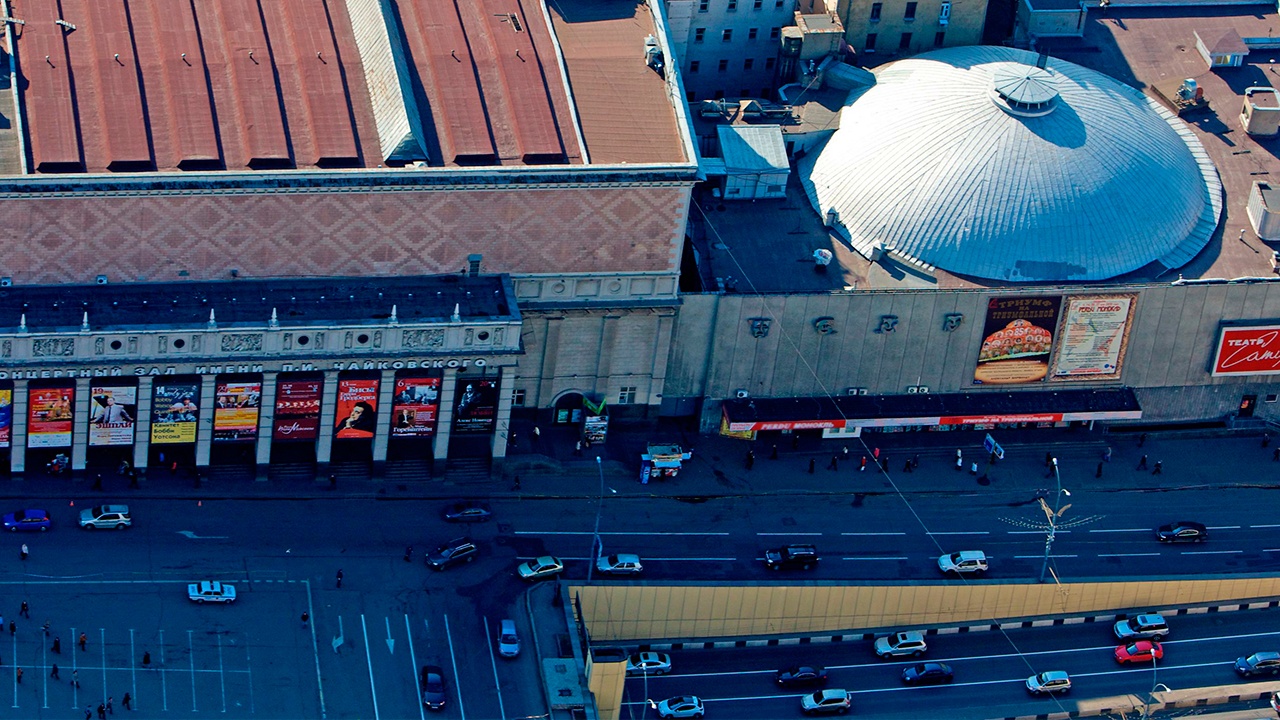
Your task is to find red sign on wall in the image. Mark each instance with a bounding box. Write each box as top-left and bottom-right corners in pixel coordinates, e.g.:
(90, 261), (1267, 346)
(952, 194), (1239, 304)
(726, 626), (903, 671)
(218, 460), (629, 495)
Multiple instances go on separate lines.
(1211, 325), (1280, 376)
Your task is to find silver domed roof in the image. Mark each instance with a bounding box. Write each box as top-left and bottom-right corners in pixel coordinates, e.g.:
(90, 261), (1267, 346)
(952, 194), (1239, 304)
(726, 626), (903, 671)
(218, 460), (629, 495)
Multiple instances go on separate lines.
(799, 46), (1222, 282)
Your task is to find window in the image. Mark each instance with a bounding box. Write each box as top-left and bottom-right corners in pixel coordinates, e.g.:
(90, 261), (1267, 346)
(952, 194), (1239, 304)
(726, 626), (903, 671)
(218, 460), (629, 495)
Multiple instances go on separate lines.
(718, 59), (729, 71)
(934, 30), (946, 46)
(754, 0), (763, 7)
(694, 27), (706, 42)
(686, 90), (697, 101)
(776, 0), (785, 6)
(727, 0), (737, 9)
(904, 2), (917, 19)
(770, 27), (781, 39)
(690, 60), (701, 72)
(938, 1), (951, 24)
(765, 56), (776, 69)
(865, 33), (877, 52)
(744, 58), (755, 70)
(870, 2), (882, 21)
(722, 28), (733, 42)
(619, 386), (638, 404)
(511, 389), (526, 407)
(699, 0), (709, 10)
(899, 31), (912, 49)
(748, 27), (759, 40)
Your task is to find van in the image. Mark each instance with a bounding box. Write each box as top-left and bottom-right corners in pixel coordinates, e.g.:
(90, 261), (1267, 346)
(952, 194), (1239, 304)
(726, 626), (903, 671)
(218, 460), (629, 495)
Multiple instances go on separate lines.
(498, 619), (520, 658)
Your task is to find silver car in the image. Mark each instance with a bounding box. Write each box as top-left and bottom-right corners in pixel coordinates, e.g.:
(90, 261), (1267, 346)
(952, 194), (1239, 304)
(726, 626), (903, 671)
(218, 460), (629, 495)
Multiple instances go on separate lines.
(1026, 670), (1071, 695)
(596, 553), (643, 575)
(78, 504), (131, 530)
(1113, 613), (1169, 641)
(874, 630), (927, 659)
(626, 651), (672, 676)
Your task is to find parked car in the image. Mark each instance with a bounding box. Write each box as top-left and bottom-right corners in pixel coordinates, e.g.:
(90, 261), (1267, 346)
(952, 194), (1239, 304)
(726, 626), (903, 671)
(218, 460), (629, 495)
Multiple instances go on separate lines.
(187, 580), (236, 604)
(425, 537), (478, 571)
(655, 695), (704, 719)
(874, 630), (927, 659)
(800, 688), (851, 715)
(764, 544), (819, 570)
(4, 509), (50, 532)
(1115, 640), (1163, 664)
(78, 504), (131, 530)
(1236, 652), (1280, 678)
(517, 555), (564, 581)
(776, 665), (828, 688)
(1156, 521), (1208, 543)
(625, 652), (671, 676)
(442, 501), (492, 523)
(1026, 670), (1072, 695)
(938, 550), (988, 574)
(901, 662), (954, 685)
(498, 619), (520, 658)
(420, 665), (446, 710)
(596, 553), (644, 575)
(1113, 614), (1169, 641)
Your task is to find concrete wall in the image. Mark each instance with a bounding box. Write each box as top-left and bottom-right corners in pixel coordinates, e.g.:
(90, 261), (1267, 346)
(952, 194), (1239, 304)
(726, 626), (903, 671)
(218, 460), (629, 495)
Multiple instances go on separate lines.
(666, 0), (798, 100)
(835, 0), (986, 57)
(572, 578), (1280, 642)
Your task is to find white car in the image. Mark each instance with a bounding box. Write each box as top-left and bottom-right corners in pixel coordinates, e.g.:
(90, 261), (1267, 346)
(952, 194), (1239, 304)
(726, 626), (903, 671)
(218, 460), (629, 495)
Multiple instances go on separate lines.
(938, 550), (988, 574)
(874, 630), (927, 658)
(188, 581), (237, 604)
(655, 695), (704, 719)
(1026, 670), (1071, 695)
(78, 504), (131, 530)
(596, 553), (643, 575)
(626, 651), (672, 676)
(517, 556), (564, 581)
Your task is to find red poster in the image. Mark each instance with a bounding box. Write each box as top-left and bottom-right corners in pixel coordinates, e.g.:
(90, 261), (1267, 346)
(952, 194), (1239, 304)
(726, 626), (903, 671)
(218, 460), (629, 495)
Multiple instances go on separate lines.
(334, 379), (380, 439)
(273, 378), (324, 441)
(1211, 325), (1280, 376)
(28, 386), (74, 448)
(391, 377), (441, 438)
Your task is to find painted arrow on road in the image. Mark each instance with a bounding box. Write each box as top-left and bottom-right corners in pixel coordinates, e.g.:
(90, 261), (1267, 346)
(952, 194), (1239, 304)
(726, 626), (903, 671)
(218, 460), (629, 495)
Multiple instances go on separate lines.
(385, 617), (394, 653)
(176, 530), (229, 539)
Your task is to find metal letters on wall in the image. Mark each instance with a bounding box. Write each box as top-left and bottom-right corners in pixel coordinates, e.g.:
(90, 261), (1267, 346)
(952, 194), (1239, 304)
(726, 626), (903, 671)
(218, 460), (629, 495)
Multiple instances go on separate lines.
(813, 317), (837, 335)
(875, 315), (899, 334)
(942, 313), (964, 332)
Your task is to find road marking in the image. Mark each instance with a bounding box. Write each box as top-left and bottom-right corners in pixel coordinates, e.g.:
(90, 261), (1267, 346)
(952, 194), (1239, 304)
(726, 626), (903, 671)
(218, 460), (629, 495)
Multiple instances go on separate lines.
(757, 532), (823, 536)
(1089, 528), (1148, 533)
(444, 615), (466, 720)
(513, 530), (730, 536)
(160, 629), (168, 711)
(176, 530), (229, 540)
(306, 582), (323, 718)
(360, 616), (379, 720)
(1007, 530), (1070, 535)
(1253, 524), (1280, 529)
(1181, 550), (1243, 555)
(406, 616), (425, 720)
(1014, 554), (1078, 559)
(127, 629), (136, 712)
(1098, 553), (1160, 558)
(244, 631), (256, 715)
(647, 557), (738, 562)
(842, 557), (909, 561)
(483, 617), (506, 720)
(216, 632), (226, 713)
(927, 531), (989, 535)
(187, 629), (197, 713)
(1206, 526), (1241, 530)
(841, 532), (906, 536)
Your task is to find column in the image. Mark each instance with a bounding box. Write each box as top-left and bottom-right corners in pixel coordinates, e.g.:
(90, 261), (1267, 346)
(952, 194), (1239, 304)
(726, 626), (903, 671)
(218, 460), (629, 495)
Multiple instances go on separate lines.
(433, 368), (458, 465)
(195, 378), (217, 468)
(491, 369), (512, 466)
(316, 370), (340, 465)
(134, 376), (154, 470)
(11, 378), (27, 473)
(254, 372), (277, 480)
(372, 369), (396, 472)
(72, 377), (90, 471)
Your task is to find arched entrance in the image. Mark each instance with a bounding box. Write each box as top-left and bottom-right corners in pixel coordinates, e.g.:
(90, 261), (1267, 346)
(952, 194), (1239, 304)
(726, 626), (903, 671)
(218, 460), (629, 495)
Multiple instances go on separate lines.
(552, 391), (587, 425)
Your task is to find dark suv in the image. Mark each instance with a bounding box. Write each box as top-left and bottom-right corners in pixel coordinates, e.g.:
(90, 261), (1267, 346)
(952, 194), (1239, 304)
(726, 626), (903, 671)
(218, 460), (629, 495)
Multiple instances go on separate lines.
(425, 537), (478, 570)
(764, 544), (819, 570)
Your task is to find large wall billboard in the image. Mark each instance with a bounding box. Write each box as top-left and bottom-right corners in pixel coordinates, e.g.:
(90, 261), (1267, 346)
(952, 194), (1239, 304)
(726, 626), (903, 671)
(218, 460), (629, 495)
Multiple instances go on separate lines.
(453, 378), (499, 433)
(88, 384), (138, 447)
(28, 386), (74, 448)
(973, 296), (1062, 385)
(1050, 295), (1136, 381)
(151, 381), (200, 444)
(334, 378), (380, 440)
(273, 378), (324, 441)
(0, 388), (12, 449)
(213, 381), (262, 442)
(391, 377), (441, 438)
(1212, 324), (1280, 376)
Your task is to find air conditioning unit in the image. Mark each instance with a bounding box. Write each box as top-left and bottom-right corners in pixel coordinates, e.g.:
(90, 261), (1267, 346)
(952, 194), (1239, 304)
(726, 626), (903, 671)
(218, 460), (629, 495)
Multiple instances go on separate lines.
(907, 387), (919, 394)
(735, 389), (750, 399)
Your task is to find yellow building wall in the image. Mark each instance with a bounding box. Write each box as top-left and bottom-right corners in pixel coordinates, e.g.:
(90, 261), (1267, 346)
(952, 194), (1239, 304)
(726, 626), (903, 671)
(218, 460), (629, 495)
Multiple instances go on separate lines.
(572, 579), (1280, 642)
(586, 653), (628, 720)
(835, 0), (987, 57)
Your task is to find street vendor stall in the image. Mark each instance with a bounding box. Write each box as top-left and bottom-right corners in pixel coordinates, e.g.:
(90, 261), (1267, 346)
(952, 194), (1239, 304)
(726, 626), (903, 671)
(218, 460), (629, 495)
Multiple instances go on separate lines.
(639, 443), (692, 483)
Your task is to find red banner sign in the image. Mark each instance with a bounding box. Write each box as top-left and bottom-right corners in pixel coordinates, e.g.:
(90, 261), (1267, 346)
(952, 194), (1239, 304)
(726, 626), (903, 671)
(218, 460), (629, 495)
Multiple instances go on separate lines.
(334, 378), (380, 440)
(1212, 325), (1280, 376)
(273, 378), (323, 441)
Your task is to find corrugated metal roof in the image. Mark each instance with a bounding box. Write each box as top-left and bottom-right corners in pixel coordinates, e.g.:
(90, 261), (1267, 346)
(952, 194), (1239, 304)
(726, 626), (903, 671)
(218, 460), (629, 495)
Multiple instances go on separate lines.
(717, 125), (787, 173)
(799, 46), (1222, 282)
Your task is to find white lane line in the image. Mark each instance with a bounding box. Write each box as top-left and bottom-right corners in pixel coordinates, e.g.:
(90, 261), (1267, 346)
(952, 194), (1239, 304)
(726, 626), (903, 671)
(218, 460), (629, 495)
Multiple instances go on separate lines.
(842, 557), (909, 561)
(216, 632), (227, 713)
(244, 632), (256, 715)
(187, 629), (197, 713)
(647, 557), (738, 562)
(756, 532), (823, 536)
(1007, 530), (1071, 535)
(483, 617), (506, 720)
(1098, 553), (1160, 558)
(1253, 524), (1280, 529)
(99, 628), (108, 709)
(159, 629), (168, 711)
(127, 629), (136, 713)
(406, 615), (425, 720)
(841, 532), (906, 536)
(513, 531), (731, 536)
(1013, 554), (1078, 559)
(1182, 550), (1243, 555)
(927, 531), (989, 535)
(305, 582), (323, 718)
(360, 615), (379, 720)
(444, 616), (466, 720)
(1089, 528), (1148, 533)
(1206, 526), (1241, 530)
(1264, 549), (1280, 553)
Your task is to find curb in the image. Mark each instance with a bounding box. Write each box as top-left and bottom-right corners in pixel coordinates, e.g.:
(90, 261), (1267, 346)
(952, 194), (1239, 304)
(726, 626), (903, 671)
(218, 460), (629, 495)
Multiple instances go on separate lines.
(997, 684), (1276, 720)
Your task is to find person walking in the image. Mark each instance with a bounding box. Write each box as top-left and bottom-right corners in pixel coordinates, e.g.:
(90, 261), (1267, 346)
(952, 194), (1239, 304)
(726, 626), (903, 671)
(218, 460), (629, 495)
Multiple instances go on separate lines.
(903, 459), (913, 473)
(1153, 460), (1163, 475)
(955, 453), (963, 471)
(122, 693), (131, 710)
(807, 458), (815, 474)
(41, 620), (49, 636)
(141, 651), (151, 668)
(769, 444), (778, 460)
(19, 544), (27, 561)
(1274, 447), (1280, 462)
(969, 461), (978, 475)
(97, 701), (106, 718)
(860, 456), (867, 472)
(1137, 454), (1148, 470)
(15, 667), (21, 684)
(1045, 457), (1057, 478)
(84, 707), (91, 720)
(744, 450), (755, 470)
(574, 440), (582, 457)
(19, 601), (28, 619)
(1045, 451), (1053, 467)
(828, 455), (838, 471)
(72, 669), (79, 688)
(791, 434), (799, 451)
(912, 454), (920, 470)
(8, 621), (14, 636)
(52, 636), (60, 653)
(78, 632), (87, 651)
(873, 447), (881, 459)
(107, 696), (113, 714)
(1102, 446), (1112, 462)
(49, 663), (58, 679)
(880, 455), (889, 472)
(841, 446), (850, 462)
(1265, 432), (1272, 448)
(336, 569), (344, 589)
(404, 546), (413, 562)
(301, 612), (309, 625)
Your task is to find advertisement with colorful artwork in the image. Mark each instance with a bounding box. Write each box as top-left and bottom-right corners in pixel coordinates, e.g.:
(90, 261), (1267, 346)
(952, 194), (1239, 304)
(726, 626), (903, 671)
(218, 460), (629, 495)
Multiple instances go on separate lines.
(0, 388), (12, 449)
(973, 296), (1062, 385)
(1211, 324), (1280, 376)
(391, 377), (441, 438)
(273, 377), (324, 442)
(453, 378), (499, 433)
(88, 384), (138, 447)
(1051, 295), (1136, 380)
(151, 381), (200, 444)
(28, 386), (74, 448)
(213, 381), (262, 442)
(334, 378), (380, 440)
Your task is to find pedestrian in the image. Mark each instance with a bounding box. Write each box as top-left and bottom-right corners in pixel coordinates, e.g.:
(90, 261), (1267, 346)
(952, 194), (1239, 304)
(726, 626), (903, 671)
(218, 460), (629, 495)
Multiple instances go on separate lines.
(15, 667), (21, 683)
(912, 454), (920, 469)
(860, 456), (867, 472)
(532, 426), (541, 445)
(1265, 432), (1272, 448)
(828, 455), (838, 471)
(41, 620), (49, 636)
(1274, 447), (1280, 462)
(52, 636), (60, 653)
(1137, 454), (1148, 470)
(19, 544), (27, 561)
(79, 632), (87, 651)
(513, 475), (521, 491)
(1153, 460), (1163, 475)
(84, 707), (90, 720)
(141, 651), (150, 668)
(807, 458), (815, 474)
(98, 701), (106, 718)
(19, 601), (28, 618)
(170, 460), (178, 474)
(329, 473), (337, 489)
(1103, 446), (1112, 462)
(769, 444), (778, 460)
(1045, 451), (1053, 467)
(880, 455), (889, 471)
(122, 693), (131, 710)
(8, 621), (13, 636)
(336, 569), (344, 588)
(49, 663), (58, 679)
(955, 454), (963, 471)
(403, 546), (413, 562)
(903, 459), (913, 473)
(72, 669), (79, 688)
(1096, 461), (1104, 479)
(129, 470), (139, 489)
(301, 611), (309, 625)
(574, 440), (582, 456)
(509, 431), (518, 449)
(1046, 458), (1057, 478)
(873, 447), (880, 459)
(744, 450), (755, 470)
(791, 434), (799, 450)
(1139, 432), (1147, 447)
(970, 461), (978, 475)
(841, 446), (850, 462)
(107, 696), (113, 714)
(93, 473), (103, 490)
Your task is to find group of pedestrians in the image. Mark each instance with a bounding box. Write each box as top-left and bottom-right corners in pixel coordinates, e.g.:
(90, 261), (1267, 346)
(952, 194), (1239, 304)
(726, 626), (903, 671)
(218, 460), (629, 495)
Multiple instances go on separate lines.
(6, 599), (138, 713)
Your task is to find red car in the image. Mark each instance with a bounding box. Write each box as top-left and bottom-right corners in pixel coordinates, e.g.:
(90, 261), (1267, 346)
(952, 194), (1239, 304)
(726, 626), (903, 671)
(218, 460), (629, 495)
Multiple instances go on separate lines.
(1115, 640), (1164, 664)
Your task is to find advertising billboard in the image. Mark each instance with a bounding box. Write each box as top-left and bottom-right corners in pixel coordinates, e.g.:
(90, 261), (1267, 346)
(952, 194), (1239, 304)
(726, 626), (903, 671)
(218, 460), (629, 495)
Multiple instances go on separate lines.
(273, 377), (324, 442)
(1051, 295), (1137, 380)
(0, 388), (12, 449)
(334, 378), (380, 440)
(151, 381), (200, 444)
(973, 296), (1062, 385)
(28, 386), (74, 448)
(453, 378), (499, 433)
(1211, 324), (1280, 376)
(88, 383), (138, 447)
(213, 381), (262, 442)
(390, 377), (441, 438)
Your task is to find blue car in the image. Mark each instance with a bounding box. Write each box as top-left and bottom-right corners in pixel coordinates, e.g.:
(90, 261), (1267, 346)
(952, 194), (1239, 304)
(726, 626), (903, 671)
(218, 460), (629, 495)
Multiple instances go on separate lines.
(4, 509), (50, 532)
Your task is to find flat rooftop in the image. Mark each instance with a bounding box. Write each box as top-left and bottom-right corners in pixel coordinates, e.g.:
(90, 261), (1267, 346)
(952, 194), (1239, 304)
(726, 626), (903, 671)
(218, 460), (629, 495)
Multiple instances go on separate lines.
(695, 7), (1280, 293)
(5, 0), (685, 174)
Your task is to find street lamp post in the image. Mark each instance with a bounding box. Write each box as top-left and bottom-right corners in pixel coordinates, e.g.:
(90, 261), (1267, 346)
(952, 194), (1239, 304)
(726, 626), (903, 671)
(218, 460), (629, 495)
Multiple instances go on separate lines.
(587, 456), (604, 584)
(1038, 458), (1071, 583)
(1143, 682), (1172, 719)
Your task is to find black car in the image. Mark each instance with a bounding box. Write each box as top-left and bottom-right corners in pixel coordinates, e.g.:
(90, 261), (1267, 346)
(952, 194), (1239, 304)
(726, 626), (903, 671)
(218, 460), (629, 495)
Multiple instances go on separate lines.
(901, 662), (954, 685)
(776, 665), (828, 688)
(1156, 521), (1208, 543)
(442, 501), (492, 523)
(1236, 652), (1280, 677)
(425, 537), (478, 570)
(421, 664), (446, 710)
(764, 544), (819, 570)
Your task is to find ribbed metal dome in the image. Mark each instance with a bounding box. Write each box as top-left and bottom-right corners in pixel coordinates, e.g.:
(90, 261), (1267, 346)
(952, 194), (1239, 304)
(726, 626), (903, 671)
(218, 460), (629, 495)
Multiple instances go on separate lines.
(799, 46), (1223, 282)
